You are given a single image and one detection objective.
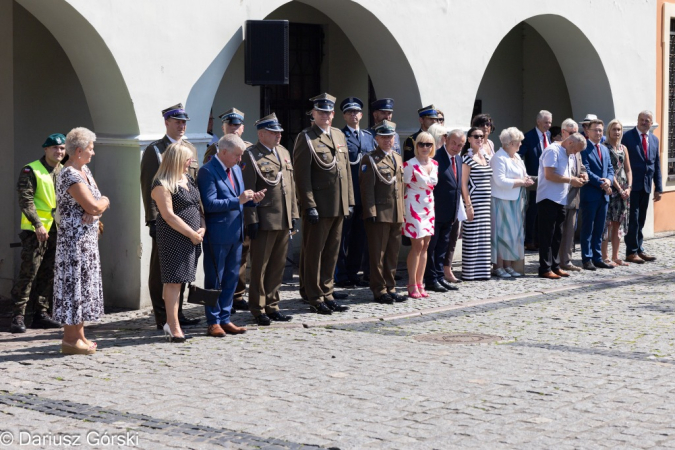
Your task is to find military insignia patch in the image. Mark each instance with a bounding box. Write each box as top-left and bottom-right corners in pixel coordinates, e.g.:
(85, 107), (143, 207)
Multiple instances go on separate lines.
(362, 164), (367, 172)
(241, 162), (246, 170)
(23, 167), (31, 173)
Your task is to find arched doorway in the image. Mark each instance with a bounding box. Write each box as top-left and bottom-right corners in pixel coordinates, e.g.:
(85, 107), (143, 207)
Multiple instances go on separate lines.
(2, 0), (140, 307)
(474, 14), (615, 134)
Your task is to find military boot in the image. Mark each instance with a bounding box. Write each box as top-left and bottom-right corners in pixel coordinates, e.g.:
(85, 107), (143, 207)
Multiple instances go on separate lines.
(30, 312), (62, 329)
(10, 315), (26, 334)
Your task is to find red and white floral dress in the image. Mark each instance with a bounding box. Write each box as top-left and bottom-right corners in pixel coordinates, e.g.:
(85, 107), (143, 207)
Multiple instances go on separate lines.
(403, 157), (438, 238)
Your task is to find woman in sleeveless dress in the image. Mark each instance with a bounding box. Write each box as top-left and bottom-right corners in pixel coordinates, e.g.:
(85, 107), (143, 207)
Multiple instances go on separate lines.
(403, 132), (438, 298)
(461, 127), (493, 281)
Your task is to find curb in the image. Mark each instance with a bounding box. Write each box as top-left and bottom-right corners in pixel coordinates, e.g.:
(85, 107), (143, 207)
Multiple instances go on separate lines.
(269, 267), (675, 330)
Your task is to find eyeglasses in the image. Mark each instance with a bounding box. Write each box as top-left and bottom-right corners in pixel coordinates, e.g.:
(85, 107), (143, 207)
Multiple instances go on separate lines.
(417, 142), (433, 148)
(438, 118), (445, 123)
(470, 134), (484, 139)
(588, 128), (603, 133)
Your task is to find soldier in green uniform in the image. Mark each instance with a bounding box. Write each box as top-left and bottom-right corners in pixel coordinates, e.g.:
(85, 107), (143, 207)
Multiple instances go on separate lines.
(140, 103), (200, 329)
(360, 121), (407, 304)
(10, 134), (66, 333)
(402, 105), (441, 162)
(241, 113), (298, 325)
(203, 108), (252, 312)
(293, 93), (354, 315)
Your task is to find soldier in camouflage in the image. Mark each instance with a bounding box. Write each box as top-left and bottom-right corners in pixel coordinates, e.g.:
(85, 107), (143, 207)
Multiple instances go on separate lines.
(10, 134), (66, 333)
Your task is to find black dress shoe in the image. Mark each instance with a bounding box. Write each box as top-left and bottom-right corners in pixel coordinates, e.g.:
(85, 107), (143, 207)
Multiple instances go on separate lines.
(332, 291), (349, 300)
(30, 312), (62, 329)
(268, 311), (293, 322)
(10, 315), (26, 334)
(373, 293), (394, 304)
(388, 292), (407, 302)
(325, 300), (349, 312)
(583, 261), (597, 271)
(426, 280), (448, 293)
(335, 280), (356, 288)
(438, 279), (459, 291)
(309, 303), (332, 315)
(255, 314), (271, 326)
(593, 260), (614, 269)
(179, 315), (201, 326)
(233, 299), (249, 311)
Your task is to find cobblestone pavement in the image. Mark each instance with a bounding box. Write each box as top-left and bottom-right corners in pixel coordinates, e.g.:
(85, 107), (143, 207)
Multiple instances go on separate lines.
(0, 233), (674, 449)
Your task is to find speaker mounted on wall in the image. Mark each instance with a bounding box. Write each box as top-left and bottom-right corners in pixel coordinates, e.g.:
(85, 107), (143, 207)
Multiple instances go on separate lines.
(245, 20), (289, 85)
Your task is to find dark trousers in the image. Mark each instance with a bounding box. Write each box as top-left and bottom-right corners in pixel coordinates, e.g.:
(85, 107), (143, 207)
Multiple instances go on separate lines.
(424, 219), (454, 283)
(335, 205), (367, 282)
(365, 221), (402, 297)
(580, 198), (608, 263)
(233, 236), (250, 301)
(525, 191), (539, 245)
(248, 230), (288, 317)
(149, 236), (184, 327)
(625, 190), (650, 257)
(300, 215), (343, 304)
(11, 229), (56, 317)
(443, 220), (461, 267)
(537, 199), (566, 275)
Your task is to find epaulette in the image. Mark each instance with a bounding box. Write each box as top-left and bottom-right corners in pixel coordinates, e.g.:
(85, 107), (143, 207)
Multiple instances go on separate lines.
(362, 129), (372, 136)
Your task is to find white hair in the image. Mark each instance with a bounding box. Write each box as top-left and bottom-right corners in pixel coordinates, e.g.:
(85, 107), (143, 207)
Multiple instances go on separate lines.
(537, 110), (552, 121)
(446, 128), (464, 138)
(427, 123), (447, 149)
(499, 127), (525, 147)
(638, 110), (654, 121)
(65, 127), (96, 156)
(561, 118), (578, 131)
(218, 134), (245, 153)
(565, 132), (586, 146)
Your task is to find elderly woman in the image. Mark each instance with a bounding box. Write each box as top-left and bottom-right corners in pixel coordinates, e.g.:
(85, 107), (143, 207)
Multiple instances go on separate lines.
(461, 126), (492, 281)
(490, 128), (534, 277)
(403, 132), (438, 298)
(471, 114), (496, 158)
(601, 119), (632, 267)
(151, 142), (205, 342)
(53, 127), (110, 355)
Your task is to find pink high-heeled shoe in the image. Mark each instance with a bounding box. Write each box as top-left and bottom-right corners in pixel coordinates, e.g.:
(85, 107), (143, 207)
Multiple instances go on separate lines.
(407, 284), (422, 299)
(417, 284), (429, 298)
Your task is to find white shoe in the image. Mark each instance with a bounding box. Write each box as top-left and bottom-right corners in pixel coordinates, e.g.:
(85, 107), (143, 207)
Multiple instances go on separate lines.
(493, 268), (511, 278)
(505, 267), (522, 277)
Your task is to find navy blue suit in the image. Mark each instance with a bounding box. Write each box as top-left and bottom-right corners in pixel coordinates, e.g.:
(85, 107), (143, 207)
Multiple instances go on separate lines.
(335, 127), (376, 283)
(621, 128), (663, 256)
(519, 128), (551, 246)
(198, 158), (245, 325)
(579, 141), (614, 263)
(425, 147), (463, 284)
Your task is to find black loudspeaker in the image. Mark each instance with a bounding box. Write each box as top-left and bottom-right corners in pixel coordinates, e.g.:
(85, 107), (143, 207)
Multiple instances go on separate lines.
(245, 20), (289, 86)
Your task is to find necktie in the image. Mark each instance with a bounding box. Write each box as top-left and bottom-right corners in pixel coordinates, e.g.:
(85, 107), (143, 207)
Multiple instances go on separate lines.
(226, 168), (235, 191)
(451, 155), (457, 179)
(543, 133), (548, 149)
(596, 144), (602, 162)
(641, 133), (648, 160)
(390, 152), (396, 169)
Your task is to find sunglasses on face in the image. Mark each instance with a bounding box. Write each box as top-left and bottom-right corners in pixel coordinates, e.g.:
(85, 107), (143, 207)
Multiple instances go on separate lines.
(417, 142), (433, 148)
(470, 134), (484, 139)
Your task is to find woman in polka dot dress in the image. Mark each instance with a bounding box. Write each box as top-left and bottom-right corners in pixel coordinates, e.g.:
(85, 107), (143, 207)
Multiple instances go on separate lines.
(151, 142), (205, 342)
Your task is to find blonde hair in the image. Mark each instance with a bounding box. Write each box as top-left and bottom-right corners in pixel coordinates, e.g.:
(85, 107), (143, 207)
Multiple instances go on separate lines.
(152, 142), (196, 194)
(605, 119), (623, 140)
(414, 131), (436, 158)
(427, 123), (447, 149)
(65, 127), (96, 156)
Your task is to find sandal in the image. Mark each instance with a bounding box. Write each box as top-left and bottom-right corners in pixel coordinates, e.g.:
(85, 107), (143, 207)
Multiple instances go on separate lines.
(417, 284), (429, 298)
(61, 339), (96, 355)
(604, 259), (618, 267)
(407, 284), (422, 299)
(613, 258), (629, 266)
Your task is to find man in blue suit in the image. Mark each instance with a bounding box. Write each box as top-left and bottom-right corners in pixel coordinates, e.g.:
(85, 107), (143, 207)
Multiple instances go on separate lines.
(579, 119), (614, 270)
(621, 111), (663, 263)
(335, 97), (375, 287)
(198, 134), (265, 337)
(519, 110), (553, 251)
(424, 129), (464, 292)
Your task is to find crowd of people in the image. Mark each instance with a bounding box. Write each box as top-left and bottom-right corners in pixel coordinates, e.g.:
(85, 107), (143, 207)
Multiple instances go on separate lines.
(7, 94), (663, 353)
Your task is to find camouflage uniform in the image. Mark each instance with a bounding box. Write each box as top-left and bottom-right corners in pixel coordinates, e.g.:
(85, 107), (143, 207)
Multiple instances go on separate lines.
(11, 156), (61, 317)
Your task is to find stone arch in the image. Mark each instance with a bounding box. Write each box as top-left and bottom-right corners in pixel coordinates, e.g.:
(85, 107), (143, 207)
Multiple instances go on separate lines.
(186, 0), (423, 136)
(475, 14), (615, 131)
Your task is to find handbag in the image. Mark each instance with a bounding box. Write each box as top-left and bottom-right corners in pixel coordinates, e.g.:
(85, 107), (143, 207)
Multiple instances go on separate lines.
(187, 237), (221, 307)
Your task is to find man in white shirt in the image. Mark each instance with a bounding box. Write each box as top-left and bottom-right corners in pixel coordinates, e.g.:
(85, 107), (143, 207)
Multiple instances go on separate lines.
(536, 133), (587, 279)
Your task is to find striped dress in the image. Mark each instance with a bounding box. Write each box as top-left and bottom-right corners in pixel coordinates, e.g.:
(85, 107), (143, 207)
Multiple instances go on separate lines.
(461, 155), (492, 280)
